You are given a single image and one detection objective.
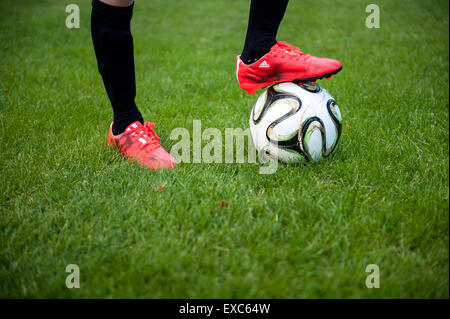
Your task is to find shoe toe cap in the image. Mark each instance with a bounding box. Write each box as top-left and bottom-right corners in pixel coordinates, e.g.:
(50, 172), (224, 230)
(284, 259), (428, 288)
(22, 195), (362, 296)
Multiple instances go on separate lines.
(149, 147), (177, 169)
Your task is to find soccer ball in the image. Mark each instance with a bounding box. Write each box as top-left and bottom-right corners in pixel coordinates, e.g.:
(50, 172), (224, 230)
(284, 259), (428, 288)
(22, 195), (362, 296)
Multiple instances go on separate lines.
(249, 82), (342, 163)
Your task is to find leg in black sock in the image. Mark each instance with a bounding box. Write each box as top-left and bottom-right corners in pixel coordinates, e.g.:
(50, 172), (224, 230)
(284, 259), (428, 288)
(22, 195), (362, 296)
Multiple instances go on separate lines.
(91, 0), (143, 135)
(241, 0), (289, 65)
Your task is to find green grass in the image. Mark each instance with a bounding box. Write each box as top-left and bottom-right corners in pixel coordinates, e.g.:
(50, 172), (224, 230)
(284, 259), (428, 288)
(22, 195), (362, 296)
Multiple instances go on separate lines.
(0, 0), (448, 298)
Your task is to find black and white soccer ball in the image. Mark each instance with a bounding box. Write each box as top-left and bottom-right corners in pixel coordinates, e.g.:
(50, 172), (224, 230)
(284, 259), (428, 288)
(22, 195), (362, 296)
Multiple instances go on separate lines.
(249, 82), (342, 162)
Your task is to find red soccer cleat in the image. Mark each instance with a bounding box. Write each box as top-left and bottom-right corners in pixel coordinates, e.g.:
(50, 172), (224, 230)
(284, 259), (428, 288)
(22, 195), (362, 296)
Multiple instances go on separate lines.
(107, 121), (176, 170)
(236, 41), (342, 94)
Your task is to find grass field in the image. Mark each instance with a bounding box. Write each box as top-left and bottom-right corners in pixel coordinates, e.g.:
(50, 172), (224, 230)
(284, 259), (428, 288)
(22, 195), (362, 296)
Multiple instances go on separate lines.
(0, 0), (448, 298)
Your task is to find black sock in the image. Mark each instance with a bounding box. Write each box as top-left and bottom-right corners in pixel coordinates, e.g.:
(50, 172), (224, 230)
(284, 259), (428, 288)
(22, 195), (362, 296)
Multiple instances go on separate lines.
(91, 0), (143, 135)
(240, 0), (289, 65)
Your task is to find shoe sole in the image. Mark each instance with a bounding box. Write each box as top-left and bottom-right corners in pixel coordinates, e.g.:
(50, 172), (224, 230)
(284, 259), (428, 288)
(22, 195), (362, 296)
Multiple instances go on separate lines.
(293, 65), (343, 83)
(241, 66), (343, 94)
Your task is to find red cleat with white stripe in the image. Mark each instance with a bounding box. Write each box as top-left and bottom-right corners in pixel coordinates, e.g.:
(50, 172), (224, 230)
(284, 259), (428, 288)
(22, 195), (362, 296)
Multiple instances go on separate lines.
(107, 121), (176, 170)
(236, 41), (342, 94)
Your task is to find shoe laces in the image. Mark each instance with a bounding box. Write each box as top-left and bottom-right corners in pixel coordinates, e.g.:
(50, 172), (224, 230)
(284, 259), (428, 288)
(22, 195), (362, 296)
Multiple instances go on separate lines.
(125, 122), (161, 151)
(271, 41), (305, 61)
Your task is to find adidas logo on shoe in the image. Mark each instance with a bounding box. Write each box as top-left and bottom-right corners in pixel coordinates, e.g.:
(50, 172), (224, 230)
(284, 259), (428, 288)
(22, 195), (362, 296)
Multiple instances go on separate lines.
(258, 60), (270, 68)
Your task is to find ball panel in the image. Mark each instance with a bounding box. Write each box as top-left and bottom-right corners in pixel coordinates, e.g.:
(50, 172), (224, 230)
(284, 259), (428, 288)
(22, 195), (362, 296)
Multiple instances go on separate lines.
(266, 98), (301, 142)
(252, 90), (268, 122)
(323, 99), (342, 156)
(304, 128), (323, 162)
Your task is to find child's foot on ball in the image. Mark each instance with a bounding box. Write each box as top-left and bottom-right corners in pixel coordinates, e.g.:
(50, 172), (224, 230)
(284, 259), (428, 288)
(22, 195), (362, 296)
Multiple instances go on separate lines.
(236, 41), (342, 94)
(107, 121), (176, 170)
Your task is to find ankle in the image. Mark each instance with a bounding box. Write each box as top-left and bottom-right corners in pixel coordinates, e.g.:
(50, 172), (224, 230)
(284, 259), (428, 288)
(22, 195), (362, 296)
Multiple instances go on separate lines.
(240, 40), (276, 64)
(97, 0), (134, 8)
(112, 111), (144, 135)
